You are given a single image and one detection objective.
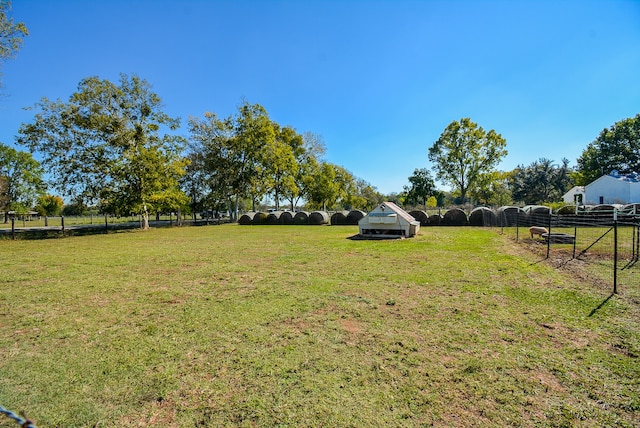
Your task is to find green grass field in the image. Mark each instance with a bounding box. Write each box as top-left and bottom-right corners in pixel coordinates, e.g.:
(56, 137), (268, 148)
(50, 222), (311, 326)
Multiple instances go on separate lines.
(1, 225), (638, 427)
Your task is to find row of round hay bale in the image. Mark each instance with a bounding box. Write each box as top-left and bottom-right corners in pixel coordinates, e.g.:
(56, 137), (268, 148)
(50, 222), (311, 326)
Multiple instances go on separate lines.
(468, 206), (497, 226)
(263, 211), (295, 225)
(330, 210), (349, 225)
(441, 208), (468, 226)
(409, 210), (429, 226)
(309, 211), (330, 225)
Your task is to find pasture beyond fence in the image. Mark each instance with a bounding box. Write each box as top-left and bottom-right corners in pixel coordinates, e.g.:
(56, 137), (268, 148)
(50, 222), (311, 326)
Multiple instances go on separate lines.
(488, 207), (639, 296)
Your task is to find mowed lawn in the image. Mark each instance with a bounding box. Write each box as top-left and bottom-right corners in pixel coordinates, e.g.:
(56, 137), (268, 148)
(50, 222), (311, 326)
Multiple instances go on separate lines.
(1, 225), (638, 427)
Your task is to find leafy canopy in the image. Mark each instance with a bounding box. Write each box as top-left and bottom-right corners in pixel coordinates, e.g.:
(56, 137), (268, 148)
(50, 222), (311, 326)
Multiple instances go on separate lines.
(188, 102), (276, 218)
(0, 142), (44, 215)
(404, 168), (436, 207)
(510, 158), (572, 205)
(428, 118), (507, 203)
(575, 114), (640, 185)
(17, 74), (188, 228)
(0, 0), (28, 88)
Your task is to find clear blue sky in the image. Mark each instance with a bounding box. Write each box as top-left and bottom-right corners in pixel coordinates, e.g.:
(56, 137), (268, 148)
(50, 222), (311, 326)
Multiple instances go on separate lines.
(1, 0), (639, 195)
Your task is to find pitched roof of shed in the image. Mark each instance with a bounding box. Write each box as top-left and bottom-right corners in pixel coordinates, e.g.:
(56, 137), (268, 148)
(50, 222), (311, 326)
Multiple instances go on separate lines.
(375, 202), (417, 223)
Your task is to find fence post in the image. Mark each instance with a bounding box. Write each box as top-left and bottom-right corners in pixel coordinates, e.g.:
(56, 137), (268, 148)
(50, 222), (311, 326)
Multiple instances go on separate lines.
(613, 210), (618, 294)
(61, 215), (65, 236)
(573, 224), (578, 259)
(546, 211), (552, 258)
(104, 214), (108, 233)
(11, 217), (15, 240)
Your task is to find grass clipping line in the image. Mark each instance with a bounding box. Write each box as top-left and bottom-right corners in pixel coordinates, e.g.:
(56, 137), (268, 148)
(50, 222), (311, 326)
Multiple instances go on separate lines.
(0, 225), (638, 427)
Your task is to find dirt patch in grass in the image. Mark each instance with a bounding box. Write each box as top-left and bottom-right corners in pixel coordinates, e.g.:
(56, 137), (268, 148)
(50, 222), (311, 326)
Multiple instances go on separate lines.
(339, 318), (362, 335)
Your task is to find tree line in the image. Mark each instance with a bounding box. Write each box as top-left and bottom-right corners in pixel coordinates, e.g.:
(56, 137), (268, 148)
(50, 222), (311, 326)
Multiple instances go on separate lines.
(2, 72), (639, 228)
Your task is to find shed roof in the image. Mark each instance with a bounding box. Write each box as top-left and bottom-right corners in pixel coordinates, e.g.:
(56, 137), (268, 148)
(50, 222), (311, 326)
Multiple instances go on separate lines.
(372, 202), (418, 224)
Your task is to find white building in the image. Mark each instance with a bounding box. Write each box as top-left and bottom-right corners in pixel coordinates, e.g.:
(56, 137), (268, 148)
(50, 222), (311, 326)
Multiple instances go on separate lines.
(584, 171), (640, 205)
(562, 186), (585, 204)
(358, 202), (420, 238)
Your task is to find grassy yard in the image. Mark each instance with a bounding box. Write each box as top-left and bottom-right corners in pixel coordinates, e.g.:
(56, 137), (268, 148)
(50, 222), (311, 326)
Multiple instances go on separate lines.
(1, 225), (638, 427)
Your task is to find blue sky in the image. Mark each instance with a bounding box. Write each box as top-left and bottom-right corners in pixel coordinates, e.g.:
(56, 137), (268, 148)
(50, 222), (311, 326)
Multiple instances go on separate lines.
(1, 0), (639, 195)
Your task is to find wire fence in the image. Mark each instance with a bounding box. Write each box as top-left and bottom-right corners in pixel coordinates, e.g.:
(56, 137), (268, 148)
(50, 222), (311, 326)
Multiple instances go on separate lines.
(0, 213), (230, 239)
(493, 207), (639, 296)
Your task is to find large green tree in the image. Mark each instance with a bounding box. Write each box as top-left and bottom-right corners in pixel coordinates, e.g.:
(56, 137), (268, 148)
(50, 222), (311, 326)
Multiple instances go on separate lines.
(267, 124), (300, 210)
(575, 114), (640, 185)
(0, 142), (44, 221)
(344, 178), (383, 211)
(511, 158), (572, 204)
(188, 102), (275, 219)
(404, 168), (436, 207)
(428, 118), (508, 203)
(283, 132), (326, 211)
(0, 0), (28, 89)
(17, 74), (188, 229)
(469, 170), (513, 206)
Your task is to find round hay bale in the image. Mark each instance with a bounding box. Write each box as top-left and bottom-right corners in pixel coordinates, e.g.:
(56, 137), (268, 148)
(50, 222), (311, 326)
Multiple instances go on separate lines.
(346, 210), (366, 225)
(527, 205), (551, 227)
(442, 208), (468, 226)
(496, 206), (526, 227)
(428, 214), (442, 226)
(330, 211), (349, 225)
(589, 204), (618, 212)
(409, 210), (429, 226)
(265, 211), (282, 225)
(622, 203), (640, 215)
(587, 204), (618, 221)
(238, 212), (256, 225)
(293, 211), (309, 225)
(251, 211), (268, 225)
(468, 207), (496, 226)
(556, 205), (577, 215)
(280, 211), (294, 225)
(309, 210), (329, 225)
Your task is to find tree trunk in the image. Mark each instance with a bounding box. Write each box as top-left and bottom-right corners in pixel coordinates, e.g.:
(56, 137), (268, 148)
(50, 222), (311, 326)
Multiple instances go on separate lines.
(141, 203), (150, 230)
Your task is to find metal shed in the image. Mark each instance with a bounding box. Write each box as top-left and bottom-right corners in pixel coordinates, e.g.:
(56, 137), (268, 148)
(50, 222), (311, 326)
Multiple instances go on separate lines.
(358, 202), (420, 238)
